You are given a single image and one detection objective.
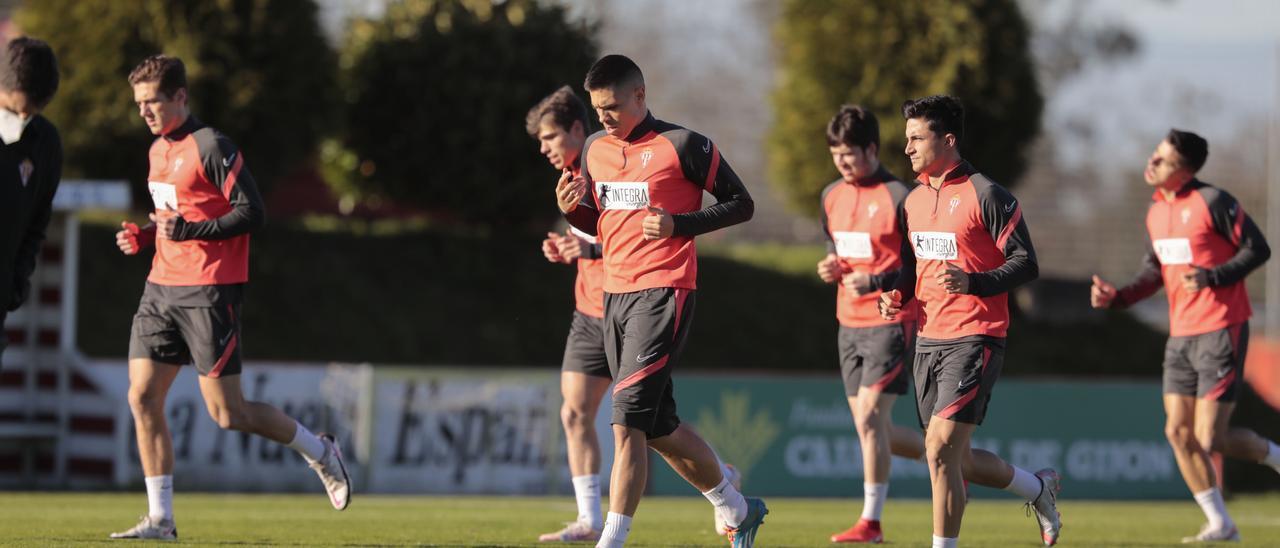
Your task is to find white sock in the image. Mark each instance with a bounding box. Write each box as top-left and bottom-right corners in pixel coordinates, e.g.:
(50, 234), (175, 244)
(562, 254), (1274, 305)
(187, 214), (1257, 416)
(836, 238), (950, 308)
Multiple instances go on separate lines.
(596, 512), (632, 548)
(572, 475), (603, 530)
(861, 482), (888, 521)
(144, 475), (173, 521)
(702, 474), (749, 527)
(1193, 488), (1233, 530)
(1005, 466), (1043, 501)
(1262, 440), (1280, 473)
(286, 421), (327, 462)
(932, 535), (958, 548)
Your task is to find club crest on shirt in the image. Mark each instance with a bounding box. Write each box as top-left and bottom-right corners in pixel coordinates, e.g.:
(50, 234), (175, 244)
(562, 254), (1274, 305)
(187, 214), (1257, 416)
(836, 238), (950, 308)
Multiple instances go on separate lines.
(640, 148), (654, 169)
(1181, 208), (1191, 225)
(948, 195), (961, 215)
(172, 156), (184, 172)
(18, 158), (33, 187)
(596, 181), (650, 210)
(867, 202), (879, 217)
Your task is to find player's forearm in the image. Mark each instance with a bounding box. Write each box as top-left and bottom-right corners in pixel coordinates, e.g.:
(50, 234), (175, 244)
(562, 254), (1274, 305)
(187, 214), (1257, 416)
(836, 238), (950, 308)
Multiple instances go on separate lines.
(967, 254), (1039, 297)
(173, 203), (264, 241)
(1208, 229), (1270, 287)
(564, 206), (599, 237)
(671, 197), (754, 237)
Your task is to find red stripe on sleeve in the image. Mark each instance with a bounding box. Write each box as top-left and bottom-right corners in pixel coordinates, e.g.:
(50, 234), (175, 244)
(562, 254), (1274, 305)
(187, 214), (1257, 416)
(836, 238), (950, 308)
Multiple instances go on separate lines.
(703, 146), (720, 192)
(222, 153), (244, 199)
(995, 207), (1022, 251)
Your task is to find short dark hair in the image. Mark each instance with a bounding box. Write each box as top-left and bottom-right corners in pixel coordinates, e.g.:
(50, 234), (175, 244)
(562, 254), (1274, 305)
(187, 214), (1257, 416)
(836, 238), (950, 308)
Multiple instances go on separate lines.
(826, 105), (879, 150)
(0, 37), (59, 109)
(128, 55), (187, 100)
(583, 54), (644, 92)
(901, 95), (964, 142)
(1166, 128), (1208, 173)
(526, 85), (589, 137)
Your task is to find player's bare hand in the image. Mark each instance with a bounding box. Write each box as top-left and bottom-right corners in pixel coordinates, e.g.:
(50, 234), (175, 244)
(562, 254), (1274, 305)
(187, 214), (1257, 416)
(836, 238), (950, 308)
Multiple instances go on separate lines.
(1181, 268), (1209, 292)
(816, 254), (842, 283)
(937, 263), (970, 294)
(1090, 275), (1117, 308)
(878, 289), (902, 320)
(116, 221), (142, 255)
(555, 170), (587, 213)
(542, 231), (565, 263)
(148, 206), (182, 240)
(557, 229), (587, 261)
(642, 206), (674, 240)
(842, 271), (872, 296)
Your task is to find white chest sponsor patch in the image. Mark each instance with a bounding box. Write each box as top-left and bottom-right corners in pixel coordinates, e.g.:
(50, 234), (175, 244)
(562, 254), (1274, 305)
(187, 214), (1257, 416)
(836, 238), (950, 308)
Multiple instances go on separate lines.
(596, 182), (649, 210)
(832, 231), (873, 259)
(1153, 238), (1193, 265)
(911, 231), (959, 260)
(147, 181), (178, 210)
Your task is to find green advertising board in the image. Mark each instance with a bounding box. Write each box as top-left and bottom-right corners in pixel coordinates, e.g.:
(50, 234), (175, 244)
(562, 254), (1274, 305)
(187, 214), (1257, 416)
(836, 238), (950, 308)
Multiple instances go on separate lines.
(650, 376), (1187, 499)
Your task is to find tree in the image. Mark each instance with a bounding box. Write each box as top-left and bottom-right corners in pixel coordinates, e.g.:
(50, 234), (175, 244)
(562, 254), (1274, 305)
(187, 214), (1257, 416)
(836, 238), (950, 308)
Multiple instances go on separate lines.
(16, 0), (337, 203)
(325, 0), (597, 228)
(769, 0), (1043, 216)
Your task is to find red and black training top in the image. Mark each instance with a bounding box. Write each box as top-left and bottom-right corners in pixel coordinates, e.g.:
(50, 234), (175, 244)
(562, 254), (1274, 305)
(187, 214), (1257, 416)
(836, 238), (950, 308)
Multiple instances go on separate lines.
(143, 117), (265, 290)
(1111, 179), (1270, 337)
(564, 112), (753, 294)
(820, 167), (918, 327)
(892, 161), (1038, 340)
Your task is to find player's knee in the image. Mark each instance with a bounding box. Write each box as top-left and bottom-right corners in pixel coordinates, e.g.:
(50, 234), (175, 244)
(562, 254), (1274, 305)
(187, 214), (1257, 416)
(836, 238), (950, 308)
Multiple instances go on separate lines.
(207, 403), (251, 432)
(127, 385), (164, 415)
(1165, 423), (1197, 450)
(561, 402), (591, 431)
(854, 412), (882, 438)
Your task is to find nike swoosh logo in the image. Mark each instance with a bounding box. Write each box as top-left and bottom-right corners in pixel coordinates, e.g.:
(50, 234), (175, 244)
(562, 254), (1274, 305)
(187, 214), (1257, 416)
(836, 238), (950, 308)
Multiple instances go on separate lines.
(957, 377), (979, 392)
(702, 139), (711, 154)
(222, 152), (236, 168)
(219, 330), (234, 348)
(1004, 201), (1016, 214)
(1216, 367), (1232, 379)
(636, 351), (660, 363)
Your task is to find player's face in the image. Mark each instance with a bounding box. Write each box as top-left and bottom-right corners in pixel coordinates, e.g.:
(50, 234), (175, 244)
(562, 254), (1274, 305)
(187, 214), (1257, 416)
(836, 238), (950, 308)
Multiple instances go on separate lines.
(590, 84), (646, 139)
(904, 117), (952, 176)
(0, 89), (40, 118)
(1144, 140), (1190, 189)
(133, 81), (187, 136)
(537, 116), (584, 171)
(829, 143), (877, 182)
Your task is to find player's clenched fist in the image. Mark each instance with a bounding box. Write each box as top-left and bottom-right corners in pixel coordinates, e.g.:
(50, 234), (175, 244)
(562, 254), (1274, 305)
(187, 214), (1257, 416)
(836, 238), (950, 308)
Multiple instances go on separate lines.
(816, 253), (842, 283)
(937, 263), (969, 294)
(1090, 275), (1117, 309)
(642, 206), (674, 240)
(542, 231), (565, 264)
(843, 271), (872, 296)
(556, 169), (587, 214)
(878, 289), (902, 320)
(115, 221), (153, 255)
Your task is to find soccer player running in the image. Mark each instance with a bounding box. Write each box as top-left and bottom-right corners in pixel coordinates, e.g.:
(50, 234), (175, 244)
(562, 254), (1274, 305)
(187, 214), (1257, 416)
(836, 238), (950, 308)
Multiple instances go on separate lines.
(109, 55), (350, 540)
(816, 105), (926, 544)
(878, 95), (1061, 548)
(0, 37), (61, 368)
(1090, 129), (1279, 543)
(556, 55), (765, 548)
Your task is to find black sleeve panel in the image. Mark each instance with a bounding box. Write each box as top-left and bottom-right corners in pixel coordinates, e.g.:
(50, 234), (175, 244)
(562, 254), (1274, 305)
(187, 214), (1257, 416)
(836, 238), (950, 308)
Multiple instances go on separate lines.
(662, 128), (754, 237)
(819, 181), (840, 254)
(1113, 245), (1163, 308)
(10, 120), (62, 311)
(583, 243), (603, 260)
(968, 177), (1039, 297)
(174, 129), (266, 241)
(890, 195), (918, 303)
(867, 179), (917, 292)
(563, 132), (603, 236)
(1196, 184), (1271, 287)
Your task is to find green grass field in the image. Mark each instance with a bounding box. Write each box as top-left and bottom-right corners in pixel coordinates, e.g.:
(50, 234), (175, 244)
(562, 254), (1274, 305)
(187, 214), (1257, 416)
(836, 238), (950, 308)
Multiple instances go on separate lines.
(5, 492), (1280, 547)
